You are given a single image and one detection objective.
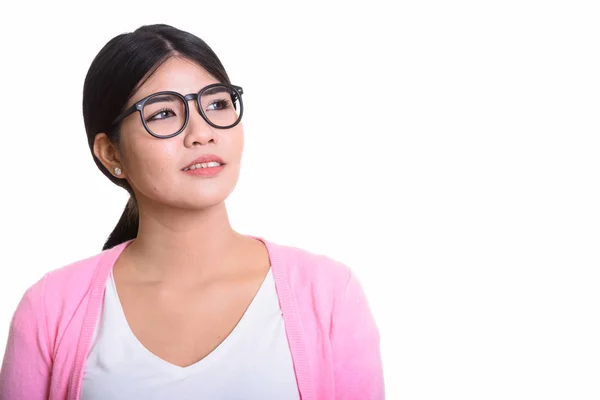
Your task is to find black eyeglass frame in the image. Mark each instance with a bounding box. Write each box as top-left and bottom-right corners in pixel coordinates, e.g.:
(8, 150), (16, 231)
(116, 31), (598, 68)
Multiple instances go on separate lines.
(110, 83), (244, 139)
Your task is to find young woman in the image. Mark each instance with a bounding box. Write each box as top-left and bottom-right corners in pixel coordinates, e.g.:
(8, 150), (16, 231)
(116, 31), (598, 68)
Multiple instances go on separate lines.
(0, 24), (384, 399)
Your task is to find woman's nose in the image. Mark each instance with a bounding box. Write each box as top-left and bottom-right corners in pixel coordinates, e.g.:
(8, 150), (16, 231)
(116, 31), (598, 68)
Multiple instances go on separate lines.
(183, 104), (218, 147)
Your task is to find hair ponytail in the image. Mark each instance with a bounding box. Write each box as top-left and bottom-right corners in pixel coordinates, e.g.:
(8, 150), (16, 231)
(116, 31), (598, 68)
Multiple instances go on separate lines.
(102, 196), (139, 251)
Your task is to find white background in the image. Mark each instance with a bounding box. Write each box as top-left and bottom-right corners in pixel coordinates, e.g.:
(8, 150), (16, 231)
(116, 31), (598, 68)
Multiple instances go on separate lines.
(1, 1), (599, 398)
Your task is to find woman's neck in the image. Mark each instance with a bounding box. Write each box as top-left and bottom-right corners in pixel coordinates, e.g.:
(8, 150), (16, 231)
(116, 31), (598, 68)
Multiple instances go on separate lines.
(121, 201), (247, 285)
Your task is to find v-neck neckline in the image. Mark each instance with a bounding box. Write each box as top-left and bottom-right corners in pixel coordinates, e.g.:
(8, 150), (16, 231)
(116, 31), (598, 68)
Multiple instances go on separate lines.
(107, 267), (273, 375)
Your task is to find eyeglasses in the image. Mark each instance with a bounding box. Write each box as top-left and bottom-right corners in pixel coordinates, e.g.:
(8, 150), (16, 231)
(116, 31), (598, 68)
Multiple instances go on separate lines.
(110, 83), (244, 139)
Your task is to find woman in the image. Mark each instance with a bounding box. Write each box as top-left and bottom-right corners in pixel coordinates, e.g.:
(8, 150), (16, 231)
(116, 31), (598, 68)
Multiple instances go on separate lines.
(0, 24), (383, 399)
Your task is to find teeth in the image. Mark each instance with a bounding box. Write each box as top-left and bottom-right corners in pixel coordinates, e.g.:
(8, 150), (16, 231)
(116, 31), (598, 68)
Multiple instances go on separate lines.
(185, 161), (222, 171)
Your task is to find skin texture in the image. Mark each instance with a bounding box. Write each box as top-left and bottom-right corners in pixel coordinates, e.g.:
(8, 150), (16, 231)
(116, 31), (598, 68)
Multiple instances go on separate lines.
(92, 57), (271, 368)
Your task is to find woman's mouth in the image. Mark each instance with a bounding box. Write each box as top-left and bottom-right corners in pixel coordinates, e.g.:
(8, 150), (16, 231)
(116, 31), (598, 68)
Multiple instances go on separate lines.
(183, 161), (223, 171)
(183, 162), (225, 177)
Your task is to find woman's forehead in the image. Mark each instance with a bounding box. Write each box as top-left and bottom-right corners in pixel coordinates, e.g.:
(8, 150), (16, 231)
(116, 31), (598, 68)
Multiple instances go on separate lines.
(131, 57), (219, 102)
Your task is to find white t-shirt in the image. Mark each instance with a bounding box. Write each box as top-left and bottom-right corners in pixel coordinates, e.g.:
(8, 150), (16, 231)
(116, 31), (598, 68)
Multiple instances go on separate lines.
(81, 268), (300, 399)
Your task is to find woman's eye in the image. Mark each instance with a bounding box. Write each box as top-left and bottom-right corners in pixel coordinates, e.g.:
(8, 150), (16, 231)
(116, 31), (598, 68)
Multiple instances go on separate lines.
(206, 100), (230, 111)
(147, 109), (175, 122)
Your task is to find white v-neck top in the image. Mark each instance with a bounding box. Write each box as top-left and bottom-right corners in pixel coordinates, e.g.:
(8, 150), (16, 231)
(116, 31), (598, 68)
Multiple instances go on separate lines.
(81, 268), (300, 399)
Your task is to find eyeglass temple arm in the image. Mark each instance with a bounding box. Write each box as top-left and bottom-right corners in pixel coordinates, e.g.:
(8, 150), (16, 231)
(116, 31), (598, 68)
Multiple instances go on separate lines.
(111, 103), (139, 127)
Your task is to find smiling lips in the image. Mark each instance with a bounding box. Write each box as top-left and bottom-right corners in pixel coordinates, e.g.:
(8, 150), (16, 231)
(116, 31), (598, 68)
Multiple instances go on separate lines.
(182, 154), (225, 176)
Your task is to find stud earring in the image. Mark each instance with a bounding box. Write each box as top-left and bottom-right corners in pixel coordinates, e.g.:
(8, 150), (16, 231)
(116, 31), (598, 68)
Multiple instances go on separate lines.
(114, 167), (122, 176)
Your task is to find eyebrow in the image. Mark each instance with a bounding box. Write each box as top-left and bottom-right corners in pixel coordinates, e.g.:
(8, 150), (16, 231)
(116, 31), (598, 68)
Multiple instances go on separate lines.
(144, 95), (179, 106)
(202, 87), (229, 96)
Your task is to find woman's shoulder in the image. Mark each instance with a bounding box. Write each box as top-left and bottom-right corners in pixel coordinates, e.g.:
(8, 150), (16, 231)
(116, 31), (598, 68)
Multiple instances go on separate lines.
(262, 238), (377, 344)
(42, 245), (118, 292)
(261, 237), (355, 291)
(6, 244), (120, 357)
(18, 243), (122, 316)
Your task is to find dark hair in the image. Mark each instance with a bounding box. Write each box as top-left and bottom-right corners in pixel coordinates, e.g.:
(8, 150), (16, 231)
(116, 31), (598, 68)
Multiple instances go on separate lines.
(82, 24), (232, 251)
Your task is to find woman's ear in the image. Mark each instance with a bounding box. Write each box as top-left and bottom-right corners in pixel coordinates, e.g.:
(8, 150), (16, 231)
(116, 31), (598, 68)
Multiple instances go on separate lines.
(93, 133), (126, 179)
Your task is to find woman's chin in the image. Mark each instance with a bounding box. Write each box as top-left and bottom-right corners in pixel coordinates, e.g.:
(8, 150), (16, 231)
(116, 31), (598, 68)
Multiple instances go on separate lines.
(174, 191), (233, 210)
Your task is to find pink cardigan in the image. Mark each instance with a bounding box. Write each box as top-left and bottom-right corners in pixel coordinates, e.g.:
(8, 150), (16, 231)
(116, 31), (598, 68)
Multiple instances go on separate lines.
(0, 237), (384, 399)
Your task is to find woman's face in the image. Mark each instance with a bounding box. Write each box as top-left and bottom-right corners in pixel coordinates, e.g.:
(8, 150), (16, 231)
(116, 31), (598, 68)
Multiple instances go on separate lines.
(110, 57), (244, 211)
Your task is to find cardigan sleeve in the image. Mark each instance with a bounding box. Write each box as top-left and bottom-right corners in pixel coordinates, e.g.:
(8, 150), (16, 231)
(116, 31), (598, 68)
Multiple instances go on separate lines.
(331, 270), (385, 399)
(0, 276), (52, 400)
